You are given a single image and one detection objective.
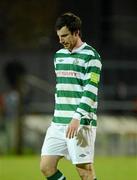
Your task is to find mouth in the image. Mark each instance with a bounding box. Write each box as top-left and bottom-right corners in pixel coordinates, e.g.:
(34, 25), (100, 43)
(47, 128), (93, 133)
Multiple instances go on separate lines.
(63, 43), (69, 48)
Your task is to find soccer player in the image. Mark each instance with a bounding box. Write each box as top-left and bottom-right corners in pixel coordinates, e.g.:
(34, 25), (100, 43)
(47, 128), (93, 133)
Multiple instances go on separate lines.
(40, 12), (102, 180)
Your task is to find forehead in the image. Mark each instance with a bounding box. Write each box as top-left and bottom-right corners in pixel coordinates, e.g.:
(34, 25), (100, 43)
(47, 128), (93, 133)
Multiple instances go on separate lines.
(57, 26), (71, 36)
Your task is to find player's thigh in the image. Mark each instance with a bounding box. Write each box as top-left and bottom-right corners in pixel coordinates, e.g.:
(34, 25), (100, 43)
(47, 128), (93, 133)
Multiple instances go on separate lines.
(40, 155), (63, 171)
(41, 124), (67, 156)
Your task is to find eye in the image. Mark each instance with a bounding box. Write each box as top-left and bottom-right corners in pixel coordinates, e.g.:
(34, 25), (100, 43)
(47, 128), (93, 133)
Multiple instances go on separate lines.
(62, 34), (68, 38)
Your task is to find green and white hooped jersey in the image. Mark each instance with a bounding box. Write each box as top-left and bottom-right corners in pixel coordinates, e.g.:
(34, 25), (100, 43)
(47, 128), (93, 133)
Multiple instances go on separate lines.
(53, 43), (102, 126)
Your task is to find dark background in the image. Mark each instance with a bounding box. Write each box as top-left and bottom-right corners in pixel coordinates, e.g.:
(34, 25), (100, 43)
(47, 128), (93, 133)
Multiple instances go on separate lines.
(0, 0), (137, 115)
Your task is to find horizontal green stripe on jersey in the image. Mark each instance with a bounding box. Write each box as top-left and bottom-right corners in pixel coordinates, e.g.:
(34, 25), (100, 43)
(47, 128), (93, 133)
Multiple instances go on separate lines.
(56, 63), (85, 73)
(53, 43), (102, 126)
(57, 77), (83, 86)
(53, 116), (97, 126)
(57, 90), (82, 98)
(55, 103), (78, 111)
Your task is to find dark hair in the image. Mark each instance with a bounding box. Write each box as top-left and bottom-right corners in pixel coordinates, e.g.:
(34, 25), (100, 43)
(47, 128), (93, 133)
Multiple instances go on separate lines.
(55, 12), (82, 37)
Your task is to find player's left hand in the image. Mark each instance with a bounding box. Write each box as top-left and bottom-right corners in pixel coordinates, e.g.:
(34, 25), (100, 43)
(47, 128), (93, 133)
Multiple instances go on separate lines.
(66, 119), (80, 139)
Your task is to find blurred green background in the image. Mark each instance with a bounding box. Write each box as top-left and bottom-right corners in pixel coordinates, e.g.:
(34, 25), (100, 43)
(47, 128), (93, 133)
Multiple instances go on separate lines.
(0, 156), (136, 180)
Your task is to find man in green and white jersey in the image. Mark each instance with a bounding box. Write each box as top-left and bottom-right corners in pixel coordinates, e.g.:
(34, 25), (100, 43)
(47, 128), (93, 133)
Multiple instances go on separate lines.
(40, 12), (102, 180)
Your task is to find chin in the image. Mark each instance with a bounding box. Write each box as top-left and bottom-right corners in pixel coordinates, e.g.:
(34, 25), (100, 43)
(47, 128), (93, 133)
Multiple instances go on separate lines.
(64, 46), (69, 49)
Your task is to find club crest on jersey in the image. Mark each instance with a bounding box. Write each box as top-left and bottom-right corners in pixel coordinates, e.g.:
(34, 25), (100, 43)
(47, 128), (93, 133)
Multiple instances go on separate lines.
(73, 59), (79, 65)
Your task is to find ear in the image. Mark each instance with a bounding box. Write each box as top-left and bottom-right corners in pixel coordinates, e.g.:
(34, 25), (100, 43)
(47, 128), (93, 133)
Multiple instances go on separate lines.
(74, 30), (79, 36)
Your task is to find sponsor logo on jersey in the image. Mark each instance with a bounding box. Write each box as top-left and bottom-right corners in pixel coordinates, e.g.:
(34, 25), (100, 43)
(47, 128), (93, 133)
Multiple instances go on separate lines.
(56, 71), (77, 77)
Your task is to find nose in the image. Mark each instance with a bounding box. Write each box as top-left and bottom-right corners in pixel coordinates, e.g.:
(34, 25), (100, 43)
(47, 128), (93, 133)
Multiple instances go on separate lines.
(59, 37), (64, 44)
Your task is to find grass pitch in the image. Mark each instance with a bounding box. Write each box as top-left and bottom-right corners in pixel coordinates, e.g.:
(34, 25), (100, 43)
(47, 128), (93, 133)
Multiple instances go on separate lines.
(0, 155), (136, 180)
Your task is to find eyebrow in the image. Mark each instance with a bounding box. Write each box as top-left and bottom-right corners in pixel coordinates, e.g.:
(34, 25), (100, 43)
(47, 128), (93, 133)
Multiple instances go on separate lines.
(60, 33), (69, 37)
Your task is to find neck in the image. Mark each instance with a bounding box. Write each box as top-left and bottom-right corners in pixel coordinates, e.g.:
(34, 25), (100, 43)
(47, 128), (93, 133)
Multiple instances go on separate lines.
(72, 38), (84, 51)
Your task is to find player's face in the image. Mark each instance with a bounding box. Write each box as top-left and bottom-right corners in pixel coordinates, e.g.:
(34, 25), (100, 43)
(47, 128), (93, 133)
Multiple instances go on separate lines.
(57, 26), (78, 51)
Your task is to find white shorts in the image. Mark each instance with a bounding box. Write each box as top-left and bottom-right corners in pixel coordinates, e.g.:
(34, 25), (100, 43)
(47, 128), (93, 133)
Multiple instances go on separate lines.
(41, 122), (96, 164)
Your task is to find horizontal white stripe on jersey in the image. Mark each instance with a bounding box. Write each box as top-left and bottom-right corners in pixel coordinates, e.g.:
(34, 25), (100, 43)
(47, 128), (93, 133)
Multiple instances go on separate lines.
(54, 110), (74, 117)
(56, 97), (80, 105)
(84, 84), (98, 95)
(81, 96), (98, 108)
(85, 59), (102, 69)
(56, 57), (85, 67)
(77, 49), (95, 56)
(77, 107), (90, 117)
(92, 113), (97, 120)
(56, 84), (83, 92)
